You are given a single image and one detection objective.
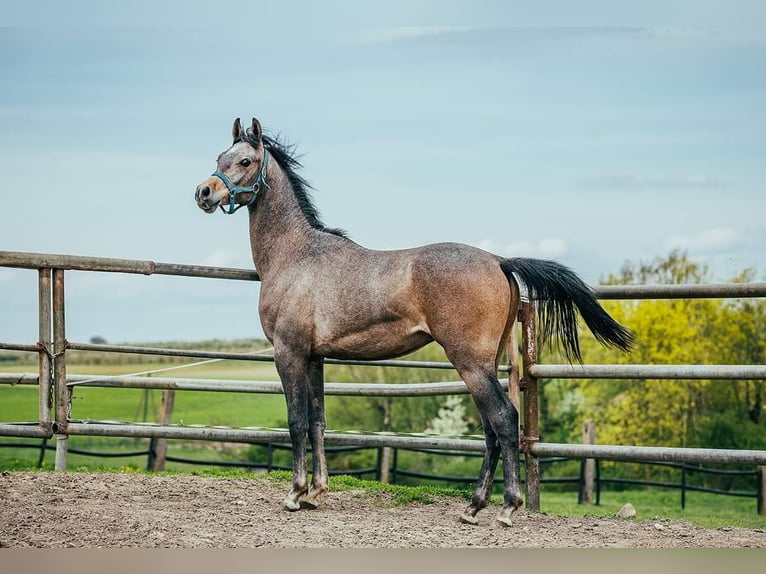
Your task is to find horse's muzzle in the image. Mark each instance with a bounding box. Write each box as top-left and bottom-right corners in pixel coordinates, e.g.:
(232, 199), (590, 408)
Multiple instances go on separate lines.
(195, 185), (219, 213)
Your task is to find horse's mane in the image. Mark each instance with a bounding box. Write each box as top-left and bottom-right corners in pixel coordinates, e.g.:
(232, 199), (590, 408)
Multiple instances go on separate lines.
(239, 131), (347, 238)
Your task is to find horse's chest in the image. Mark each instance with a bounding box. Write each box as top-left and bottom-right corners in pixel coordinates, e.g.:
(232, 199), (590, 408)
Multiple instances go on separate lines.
(257, 279), (316, 341)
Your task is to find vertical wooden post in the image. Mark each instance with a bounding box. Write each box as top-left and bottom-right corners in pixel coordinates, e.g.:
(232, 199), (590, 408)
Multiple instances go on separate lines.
(378, 398), (393, 483)
(52, 269), (69, 471)
(520, 301), (540, 511)
(579, 419), (596, 504)
(378, 447), (392, 483)
(150, 389), (175, 471)
(37, 268), (53, 435)
(758, 466), (765, 515)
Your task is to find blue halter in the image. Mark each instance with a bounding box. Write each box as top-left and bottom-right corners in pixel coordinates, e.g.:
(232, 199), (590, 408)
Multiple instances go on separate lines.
(211, 149), (271, 214)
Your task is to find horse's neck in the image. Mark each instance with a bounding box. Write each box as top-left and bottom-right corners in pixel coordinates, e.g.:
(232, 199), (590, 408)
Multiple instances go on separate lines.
(247, 165), (314, 279)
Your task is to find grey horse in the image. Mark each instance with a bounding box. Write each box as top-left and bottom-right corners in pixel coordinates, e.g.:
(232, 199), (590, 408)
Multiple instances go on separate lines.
(195, 117), (633, 526)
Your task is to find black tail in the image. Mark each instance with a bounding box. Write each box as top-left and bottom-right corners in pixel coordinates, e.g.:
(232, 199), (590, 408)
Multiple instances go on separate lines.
(500, 257), (634, 362)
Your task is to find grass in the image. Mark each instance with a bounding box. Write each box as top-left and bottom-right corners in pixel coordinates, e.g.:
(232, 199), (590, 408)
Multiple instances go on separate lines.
(0, 360), (285, 427)
(536, 488), (766, 530)
(0, 359), (288, 472)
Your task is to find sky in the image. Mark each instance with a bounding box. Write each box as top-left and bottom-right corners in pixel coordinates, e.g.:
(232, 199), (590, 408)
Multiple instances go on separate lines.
(1, 2), (765, 344)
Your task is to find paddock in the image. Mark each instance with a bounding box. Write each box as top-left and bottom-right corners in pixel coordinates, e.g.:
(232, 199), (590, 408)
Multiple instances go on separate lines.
(1, 249), (766, 518)
(2, 470), (764, 547)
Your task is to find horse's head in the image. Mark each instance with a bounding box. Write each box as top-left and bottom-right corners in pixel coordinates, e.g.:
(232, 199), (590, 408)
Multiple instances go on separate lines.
(195, 117), (270, 214)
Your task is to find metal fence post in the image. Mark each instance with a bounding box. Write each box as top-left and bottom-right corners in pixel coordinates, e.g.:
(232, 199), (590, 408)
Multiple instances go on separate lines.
(52, 269), (69, 471)
(520, 301), (540, 511)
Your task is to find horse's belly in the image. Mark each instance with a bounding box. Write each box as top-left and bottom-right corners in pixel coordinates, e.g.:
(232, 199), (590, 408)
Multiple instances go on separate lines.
(314, 321), (433, 361)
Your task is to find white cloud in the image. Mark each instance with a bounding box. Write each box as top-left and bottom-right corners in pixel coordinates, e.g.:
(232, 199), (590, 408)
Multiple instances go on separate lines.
(475, 238), (567, 258)
(202, 249), (245, 268)
(360, 27), (470, 44)
(665, 227), (741, 253)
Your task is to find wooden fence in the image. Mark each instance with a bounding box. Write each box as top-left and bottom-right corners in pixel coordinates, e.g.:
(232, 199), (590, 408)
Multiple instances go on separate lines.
(1, 250), (766, 513)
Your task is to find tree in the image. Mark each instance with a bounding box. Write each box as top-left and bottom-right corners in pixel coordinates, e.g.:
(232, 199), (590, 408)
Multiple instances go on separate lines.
(426, 396), (470, 436)
(540, 250), (766, 484)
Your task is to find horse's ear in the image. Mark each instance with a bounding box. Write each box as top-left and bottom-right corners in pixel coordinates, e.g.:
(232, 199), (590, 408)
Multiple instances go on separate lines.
(232, 117), (245, 142)
(248, 117), (263, 142)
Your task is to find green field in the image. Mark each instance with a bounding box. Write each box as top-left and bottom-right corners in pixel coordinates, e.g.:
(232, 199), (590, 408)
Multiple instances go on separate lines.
(1, 360), (283, 425)
(0, 359), (288, 471)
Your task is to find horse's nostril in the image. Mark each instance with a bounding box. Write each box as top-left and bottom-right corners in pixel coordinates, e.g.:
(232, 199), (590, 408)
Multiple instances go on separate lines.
(199, 186), (211, 200)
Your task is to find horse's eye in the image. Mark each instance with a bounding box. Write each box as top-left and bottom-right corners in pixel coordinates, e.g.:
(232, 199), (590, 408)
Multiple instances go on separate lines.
(240, 158), (252, 167)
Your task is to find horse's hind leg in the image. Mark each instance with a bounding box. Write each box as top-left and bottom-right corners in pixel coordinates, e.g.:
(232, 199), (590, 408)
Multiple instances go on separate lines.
(460, 412), (501, 525)
(457, 365), (523, 526)
(301, 357), (329, 508)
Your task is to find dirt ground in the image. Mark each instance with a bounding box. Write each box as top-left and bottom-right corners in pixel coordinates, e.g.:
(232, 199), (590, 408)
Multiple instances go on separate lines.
(1, 471), (764, 548)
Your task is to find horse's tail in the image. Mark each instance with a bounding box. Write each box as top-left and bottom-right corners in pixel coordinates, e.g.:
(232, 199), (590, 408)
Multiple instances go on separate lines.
(500, 257), (634, 362)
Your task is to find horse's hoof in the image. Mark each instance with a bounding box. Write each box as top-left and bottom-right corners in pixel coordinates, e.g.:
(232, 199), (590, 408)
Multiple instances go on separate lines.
(300, 487), (328, 509)
(459, 513), (479, 525)
(496, 507), (517, 527)
(283, 497), (301, 511)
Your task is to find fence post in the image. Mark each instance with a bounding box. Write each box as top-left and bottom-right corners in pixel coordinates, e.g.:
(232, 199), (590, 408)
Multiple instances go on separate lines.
(520, 301), (540, 511)
(378, 447), (392, 483)
(37, 268), (53, 436)
(759, 466), (765, 515)
(579, 419), (596, 504)
(52, 269), (69, 471)
(150, 390), (175, 471)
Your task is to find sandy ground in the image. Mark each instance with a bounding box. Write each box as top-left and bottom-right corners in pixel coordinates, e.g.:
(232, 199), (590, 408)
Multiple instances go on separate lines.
(1, 471), (764, 548)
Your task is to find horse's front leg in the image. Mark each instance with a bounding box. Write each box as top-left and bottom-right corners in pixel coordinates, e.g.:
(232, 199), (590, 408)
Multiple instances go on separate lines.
(301, 357), (329, 508)
(274, 348), (310, 511)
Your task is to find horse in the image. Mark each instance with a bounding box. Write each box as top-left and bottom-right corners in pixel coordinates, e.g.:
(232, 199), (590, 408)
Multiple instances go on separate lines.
(194, 117), (634, 526)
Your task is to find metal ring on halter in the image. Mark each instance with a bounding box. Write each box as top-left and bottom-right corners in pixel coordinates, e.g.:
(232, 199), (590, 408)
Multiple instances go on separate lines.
(211, 149), (271, 214)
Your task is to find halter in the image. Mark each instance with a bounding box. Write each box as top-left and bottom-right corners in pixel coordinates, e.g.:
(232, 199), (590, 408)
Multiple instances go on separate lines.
(211, 149), (271, 214)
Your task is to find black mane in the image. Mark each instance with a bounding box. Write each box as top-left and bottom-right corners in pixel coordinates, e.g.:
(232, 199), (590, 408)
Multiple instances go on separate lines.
(239, 131), (347, 238)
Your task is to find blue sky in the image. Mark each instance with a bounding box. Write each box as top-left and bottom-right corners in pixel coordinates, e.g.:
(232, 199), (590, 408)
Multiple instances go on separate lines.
(1, 3), (765, 344)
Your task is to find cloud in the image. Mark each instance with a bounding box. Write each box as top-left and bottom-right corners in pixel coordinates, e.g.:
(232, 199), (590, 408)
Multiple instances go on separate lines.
(664, 227), (741, 253)
(475, 237), (567, 258)
(361, 27), (470, 44)
(202, 249), (245, 268)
